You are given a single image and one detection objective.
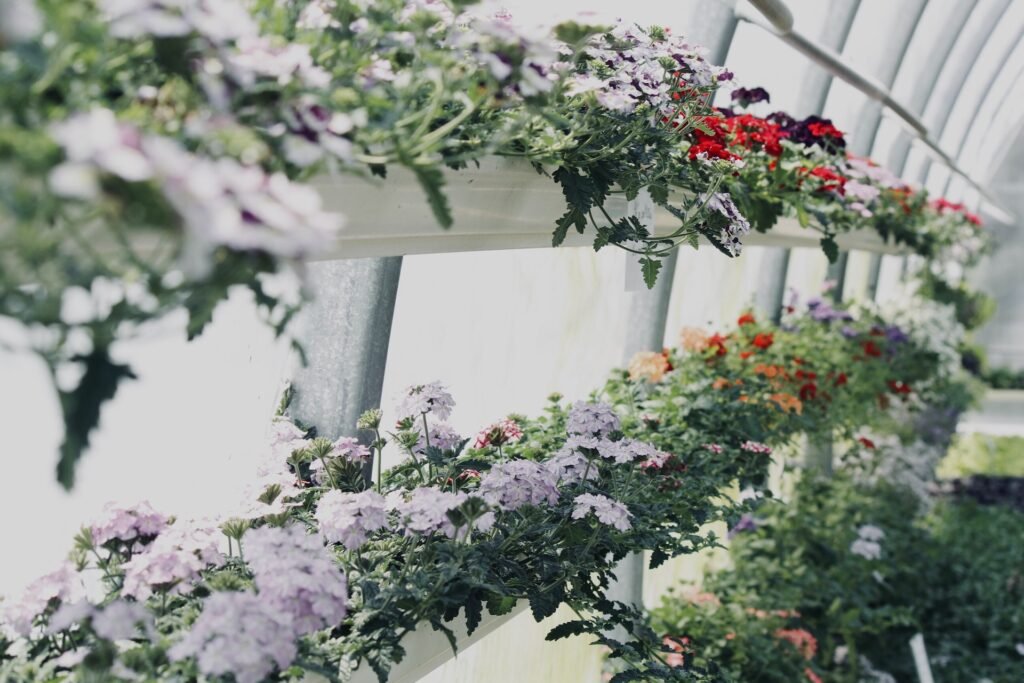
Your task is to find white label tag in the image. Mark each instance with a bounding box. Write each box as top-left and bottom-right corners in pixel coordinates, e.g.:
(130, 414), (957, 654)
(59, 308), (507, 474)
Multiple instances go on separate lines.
(909, 633), (935, 683)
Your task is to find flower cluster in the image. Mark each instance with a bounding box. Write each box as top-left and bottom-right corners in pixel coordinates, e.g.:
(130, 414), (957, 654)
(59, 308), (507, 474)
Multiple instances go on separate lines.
(121, 522), (224, 599)
(566, 401), (621, 438)
(849, 524), (885, 560)
(89, 501), (168, 547)
(473, 418), (524, 449)
(572, 493), (632, 531)
(478, 459), (561, 511)
(396, 381), (457, 422)
(315, 489), (389, 550)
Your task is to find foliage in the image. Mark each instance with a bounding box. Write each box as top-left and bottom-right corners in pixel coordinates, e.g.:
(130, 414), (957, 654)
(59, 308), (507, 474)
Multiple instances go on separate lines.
(938, 433), (1024, 478)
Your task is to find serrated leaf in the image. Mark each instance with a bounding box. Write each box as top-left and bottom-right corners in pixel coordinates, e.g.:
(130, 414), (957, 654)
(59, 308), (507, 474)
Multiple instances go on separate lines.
(57, 351), (137, 489)
(821, 235), (839, 263)
(485, 594), (518, 616)
(648, 181), (669, 205)
(640, 257), (662, 289)
(464, 594), (483, 635)
(545, 620), (590, 641)
(412, 165), (452, 229)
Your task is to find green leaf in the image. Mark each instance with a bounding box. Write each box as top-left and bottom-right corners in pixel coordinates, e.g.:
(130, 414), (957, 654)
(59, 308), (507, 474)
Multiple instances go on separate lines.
(648, 181), (669, 206)
(57, 351), (137, 490)
(485, 594), (518, 616)
(795, 203), (811, 228)
(821, 235), (839, 263)
(553, 207), (586, 246)
(529, 591), (560, 621)
(413, 165), (453, 229)
(553, 21), (608, 45)
(640, 257), (662, 289)
(464, 594), (483, 636)
(545, 620), (590, 641)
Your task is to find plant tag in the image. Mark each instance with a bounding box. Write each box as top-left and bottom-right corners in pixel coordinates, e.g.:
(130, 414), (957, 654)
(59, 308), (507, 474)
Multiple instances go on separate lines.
(909, 633), (935, 683)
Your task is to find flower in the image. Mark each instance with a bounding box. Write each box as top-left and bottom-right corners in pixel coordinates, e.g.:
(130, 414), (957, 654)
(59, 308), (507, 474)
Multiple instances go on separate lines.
(628, 351), (671, 382)
(805, 668), (823, 683)
(268, 418), (310, 457)
(90, 501), (168, 547)
(856, 524), (885, 542)
(728, 513), (760, 538)
(242, 525), (347, 634)
(663, 635), (690, 667)
(705, 191), (751, 256)
(751, 332), (774, 350)
(572, 494), (632, 531)
(679, 327), (710, 352)
(731, 86), (770, 106)
(566, 401), (621, 438)
(1, 564), (82, 637)
(394, 487), (486, 539)
(545, 448), (598, 485)
(478, 460), (559, 511)
(330, 436), (371, 463)
(850, 538), (882, 560)
(774, 628), (818, 660)
(99, 0), (258, 43)
(315, 490), (389, 550)
(704, 443), (723, 454)
(740, 441), (772, 455)
(91, 600), (152, 641)
(857, 436), (876, 449)
(121, 522), (224, 599)
(168, 591), (297, 683)
(737, 312), (756, 326)
(396, 381), (456, 421)
(473, 418), (523, 449)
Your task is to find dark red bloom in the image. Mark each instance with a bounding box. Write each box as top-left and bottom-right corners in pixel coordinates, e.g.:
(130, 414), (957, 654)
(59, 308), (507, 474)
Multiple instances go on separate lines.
(857, 437), (876, 449)
(751, 333), (774, 350)
(887, 380), (912, 395)
(708, 333), (729, 356)
(799, 382), (818, 401)
(862, 341), (882, 357)
(834, 372), (848, 387)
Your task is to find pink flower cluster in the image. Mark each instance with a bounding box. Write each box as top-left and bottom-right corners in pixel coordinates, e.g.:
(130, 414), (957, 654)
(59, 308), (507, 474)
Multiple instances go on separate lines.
(566, 401), (621, 437)
(473, 418), (523, 449)
(121, 522), (224, 600)
(478, 460), (560, 511)
(740, 440), (772, 455)
(315, 489), (389, 550)
(571, 493), (632, 531)
(90, 501), (168, 547)
(394, 487), (493, 539)
(1, 564), (82, 637)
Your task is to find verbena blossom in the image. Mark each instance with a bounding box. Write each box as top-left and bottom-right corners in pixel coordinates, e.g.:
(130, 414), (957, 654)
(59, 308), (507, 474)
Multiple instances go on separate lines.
(413, 422), (463, 455)
(242, 525), (347, 635)
(740, 440), (772, 455)
(478, 460), (559, 511)
(394, 487), (485, 538)
(315, 489), (388, 550)
(91, 600), (152, 641)
(850, 538), (882, 560)
(331, 436), (371, 463)
(545, 448), (598, 485)
(90, 501), (168, 547)
(396, 381), (456, 421)
(856, 524), (885, 542)
(566, 401), (620, 437)
(48, 111), (342, 266)
(705, 191), (751, 256)
(571, 493), (632, 531)
(268, 418), (309, 457)
(121, 523), (224, 599)
(1, 564), (83, 637)
(473, 418), (523, 449)
(168, 591), (297, 683)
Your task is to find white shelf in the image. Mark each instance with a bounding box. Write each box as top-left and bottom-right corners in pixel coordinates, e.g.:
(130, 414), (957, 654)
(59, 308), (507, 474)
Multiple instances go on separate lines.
(315, 158), (907, 259)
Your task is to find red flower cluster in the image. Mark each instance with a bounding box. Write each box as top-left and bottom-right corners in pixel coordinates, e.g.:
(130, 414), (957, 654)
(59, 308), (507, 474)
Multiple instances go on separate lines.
(751, 333), (774, 350)
(932, 197), (982, 226)
(798, 166), (847, 195)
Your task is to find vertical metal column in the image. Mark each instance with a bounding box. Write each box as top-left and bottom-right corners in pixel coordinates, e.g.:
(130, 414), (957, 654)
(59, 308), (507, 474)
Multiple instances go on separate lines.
(289, 258), (403, 480)
(611, 0), (740, 614)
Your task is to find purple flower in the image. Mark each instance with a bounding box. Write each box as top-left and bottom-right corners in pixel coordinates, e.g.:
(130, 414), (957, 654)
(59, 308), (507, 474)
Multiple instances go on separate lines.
(396, 381), (456, 422)
(168, 591), (297, 683)
(566, 401), (621, 438)
(91, 600), (152, 641)
(478, 460), (560, 511)
(242, 525), (347, 635)
(414, 422), (463, 455)
(545, 448), (598, 485)
(121, 523), (224, 600)
(885, 325), (909, 345)
(331, 436), (371, 463)
(840, 325), (859, 339)
(90, 501), (168, 547)
(315, 489), (388, 550)
(571, 494), (632, 531)
(727, 513), (760, 539)
(394, 487), (479, 539)
(705, 191), (751, 256)
(731, 86), (770, 106)
(2, 564), (82, 637)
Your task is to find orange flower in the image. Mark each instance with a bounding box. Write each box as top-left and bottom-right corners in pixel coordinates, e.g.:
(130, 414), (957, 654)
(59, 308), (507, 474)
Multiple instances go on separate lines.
(754, 364), (784, 378)
(774, 628), (818, 660)
(663, 635), (690, 668)
(769, 392), (803, 414)
(751, 333), (774, 350)
(712, 377), (731, 390)
(628, 351), (670, 383)
(739, 351), (753, 360)
(679, 327), (710, 353)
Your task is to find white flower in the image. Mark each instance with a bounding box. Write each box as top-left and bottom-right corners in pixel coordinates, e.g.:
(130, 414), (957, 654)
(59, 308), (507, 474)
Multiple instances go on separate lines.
(850, 538), (882, 560)
(315, 490), (389, 550)
(856, 524), (885, 542)
(0, 0), (42, 43)
(572, 493), (632, 531)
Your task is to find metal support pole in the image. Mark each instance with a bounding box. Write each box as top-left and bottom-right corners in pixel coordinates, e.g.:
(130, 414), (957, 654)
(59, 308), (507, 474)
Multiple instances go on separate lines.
(289, 257), (403, 483)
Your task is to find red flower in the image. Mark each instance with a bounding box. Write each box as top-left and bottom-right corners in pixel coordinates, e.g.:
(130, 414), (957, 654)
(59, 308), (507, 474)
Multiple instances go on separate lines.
(751, 333), (774, 350)
(740, 351), (754, 360)
(887, 380), (912, 395)
(737, 312), (756, 326)
(799, 382), (818, 401)
(857, 437), (876, 449)
(862, 341), (882, 357)
(808, 166), (847, 195)
(807, 121), (843, 139)
(707, 333), (729, 356)
(834, 372), (848, 386)
(794, 369), (817, 381)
